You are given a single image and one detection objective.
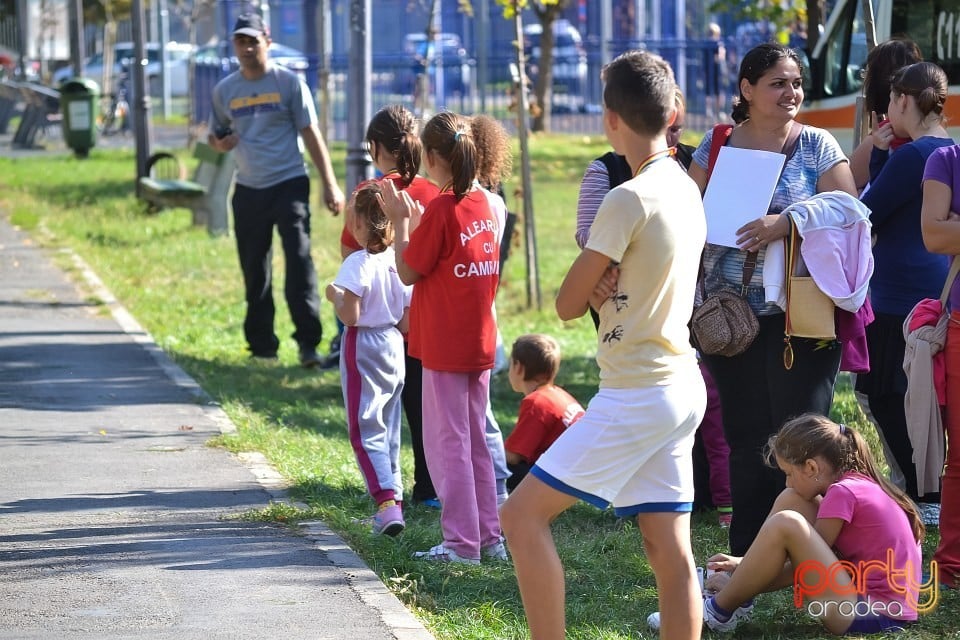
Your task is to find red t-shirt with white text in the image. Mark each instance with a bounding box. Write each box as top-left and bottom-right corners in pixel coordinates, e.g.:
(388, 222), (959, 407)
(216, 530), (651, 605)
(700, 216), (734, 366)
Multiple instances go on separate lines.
(404, 189), (499, 371)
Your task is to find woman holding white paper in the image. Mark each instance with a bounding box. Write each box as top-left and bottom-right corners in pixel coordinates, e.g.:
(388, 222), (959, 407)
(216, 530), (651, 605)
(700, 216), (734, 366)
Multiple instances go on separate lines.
(686, 43), (857, 557)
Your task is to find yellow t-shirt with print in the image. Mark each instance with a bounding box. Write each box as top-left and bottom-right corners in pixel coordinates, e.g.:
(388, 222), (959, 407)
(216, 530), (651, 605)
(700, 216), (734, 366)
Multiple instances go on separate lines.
(585, 157), (705, 388)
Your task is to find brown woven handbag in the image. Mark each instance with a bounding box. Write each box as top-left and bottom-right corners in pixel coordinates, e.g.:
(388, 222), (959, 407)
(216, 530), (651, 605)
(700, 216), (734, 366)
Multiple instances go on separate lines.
(691, 253), (759, 357)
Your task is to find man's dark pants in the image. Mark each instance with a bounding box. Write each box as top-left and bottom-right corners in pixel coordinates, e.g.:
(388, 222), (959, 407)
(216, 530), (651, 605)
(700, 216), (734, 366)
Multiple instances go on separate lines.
(232, 176), (322, 357)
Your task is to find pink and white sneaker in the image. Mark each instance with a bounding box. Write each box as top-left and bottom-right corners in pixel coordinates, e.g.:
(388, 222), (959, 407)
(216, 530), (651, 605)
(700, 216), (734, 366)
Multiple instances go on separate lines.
(371, 503), (405, 537)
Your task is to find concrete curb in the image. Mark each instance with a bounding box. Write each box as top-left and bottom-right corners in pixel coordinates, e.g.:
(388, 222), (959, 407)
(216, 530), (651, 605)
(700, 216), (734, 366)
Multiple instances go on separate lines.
(64, 247), (435, 640)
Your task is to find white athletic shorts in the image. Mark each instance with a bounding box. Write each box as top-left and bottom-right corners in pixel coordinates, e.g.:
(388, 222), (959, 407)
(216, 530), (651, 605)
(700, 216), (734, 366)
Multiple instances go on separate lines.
(532, 372), (706, 517)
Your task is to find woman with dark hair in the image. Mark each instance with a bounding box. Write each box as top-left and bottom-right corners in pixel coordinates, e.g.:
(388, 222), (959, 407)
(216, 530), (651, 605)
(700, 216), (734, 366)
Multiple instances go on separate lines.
(849, 37), (923, 191)
(858, 61), (953, 525)
(686, 43), (857, 556)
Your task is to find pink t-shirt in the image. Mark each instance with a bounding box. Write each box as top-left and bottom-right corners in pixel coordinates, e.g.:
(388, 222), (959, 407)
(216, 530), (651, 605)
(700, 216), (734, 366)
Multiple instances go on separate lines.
(817, 472), (921, 620)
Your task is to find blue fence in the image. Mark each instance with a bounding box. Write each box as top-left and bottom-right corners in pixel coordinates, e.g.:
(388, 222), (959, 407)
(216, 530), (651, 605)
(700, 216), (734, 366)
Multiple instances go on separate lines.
(192, 38), (734, 140)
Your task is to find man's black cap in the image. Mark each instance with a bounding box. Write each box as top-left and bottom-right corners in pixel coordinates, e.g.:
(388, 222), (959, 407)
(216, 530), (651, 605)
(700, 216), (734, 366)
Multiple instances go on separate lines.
(233, 13), (268, 38)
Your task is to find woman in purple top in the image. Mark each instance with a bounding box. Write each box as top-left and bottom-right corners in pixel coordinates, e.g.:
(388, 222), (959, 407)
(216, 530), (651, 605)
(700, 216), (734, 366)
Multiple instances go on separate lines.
(921, 143), (960, 587)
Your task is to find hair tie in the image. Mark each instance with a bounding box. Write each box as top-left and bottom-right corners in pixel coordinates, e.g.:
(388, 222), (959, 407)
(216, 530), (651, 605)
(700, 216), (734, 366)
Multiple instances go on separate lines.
(454, 131), (462, 142)
(839, 423), (847, 435)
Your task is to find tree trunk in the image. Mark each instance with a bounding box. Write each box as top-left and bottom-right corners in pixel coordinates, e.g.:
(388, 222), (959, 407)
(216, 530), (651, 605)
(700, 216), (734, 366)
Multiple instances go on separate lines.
(530, 16), (553, 132)
(529, 2), (567, 133)
(101, 17), (116, 100)
(806, 0), (823, 50)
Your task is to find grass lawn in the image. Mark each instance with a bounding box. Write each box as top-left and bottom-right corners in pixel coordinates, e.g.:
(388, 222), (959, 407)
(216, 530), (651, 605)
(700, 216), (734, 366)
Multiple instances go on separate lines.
(1, 133), (957, 639)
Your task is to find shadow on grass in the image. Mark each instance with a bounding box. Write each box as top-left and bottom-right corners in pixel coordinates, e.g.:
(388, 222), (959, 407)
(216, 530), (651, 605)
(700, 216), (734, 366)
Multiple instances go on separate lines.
(37, 177), (136, 207)
(172, 351), (348, 440)
(83, 218), (198, 249)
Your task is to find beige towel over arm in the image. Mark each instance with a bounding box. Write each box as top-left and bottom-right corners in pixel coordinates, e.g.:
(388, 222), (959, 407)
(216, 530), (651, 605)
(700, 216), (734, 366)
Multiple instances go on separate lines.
(902, 311), (948, 495)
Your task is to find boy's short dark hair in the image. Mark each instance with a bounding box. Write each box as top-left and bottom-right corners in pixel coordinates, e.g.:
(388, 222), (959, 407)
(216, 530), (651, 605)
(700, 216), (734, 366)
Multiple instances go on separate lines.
(511, 334), (561, 383)
(601, 50), (676, 137)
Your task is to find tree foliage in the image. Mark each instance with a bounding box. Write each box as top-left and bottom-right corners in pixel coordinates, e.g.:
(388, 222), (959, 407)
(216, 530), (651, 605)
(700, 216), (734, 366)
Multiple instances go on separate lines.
(491, 0), (569, 132)
(707, 0), (823, 49)
(83, 0), (132, 24)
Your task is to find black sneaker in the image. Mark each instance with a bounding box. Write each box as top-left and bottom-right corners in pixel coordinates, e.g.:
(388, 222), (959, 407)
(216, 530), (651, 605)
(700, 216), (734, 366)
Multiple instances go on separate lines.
(319, 349), (340, 370)
(299, 348), (323, 368)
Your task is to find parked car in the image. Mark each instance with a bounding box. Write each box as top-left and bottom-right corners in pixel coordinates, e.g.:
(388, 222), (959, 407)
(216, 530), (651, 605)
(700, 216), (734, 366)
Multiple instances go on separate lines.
(523, 19), (588, 111)
(192, 41), (310, 81)
(52, 42), (193, 97)
(390, 32), (473, 97)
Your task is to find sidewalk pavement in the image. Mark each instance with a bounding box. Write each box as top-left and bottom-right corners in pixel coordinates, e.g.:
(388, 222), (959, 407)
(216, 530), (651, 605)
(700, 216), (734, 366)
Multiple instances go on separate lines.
(0, 207), (434, 636)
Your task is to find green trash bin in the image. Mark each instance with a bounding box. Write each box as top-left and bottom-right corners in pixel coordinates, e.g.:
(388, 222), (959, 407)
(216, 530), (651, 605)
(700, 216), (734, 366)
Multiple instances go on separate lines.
(60, 77), (99, 158)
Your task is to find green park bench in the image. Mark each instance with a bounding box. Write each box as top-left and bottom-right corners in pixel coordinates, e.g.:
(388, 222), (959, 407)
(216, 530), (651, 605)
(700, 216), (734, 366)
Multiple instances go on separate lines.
(138, 142), (235, 235)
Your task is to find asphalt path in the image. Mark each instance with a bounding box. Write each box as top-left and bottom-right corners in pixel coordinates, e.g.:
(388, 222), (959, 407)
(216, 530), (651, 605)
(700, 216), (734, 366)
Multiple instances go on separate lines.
(0, 170), (433, 639)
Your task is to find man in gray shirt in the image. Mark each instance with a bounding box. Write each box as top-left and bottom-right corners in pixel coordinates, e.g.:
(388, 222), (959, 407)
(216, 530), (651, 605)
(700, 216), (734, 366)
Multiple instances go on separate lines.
(209, 13), (344, 366)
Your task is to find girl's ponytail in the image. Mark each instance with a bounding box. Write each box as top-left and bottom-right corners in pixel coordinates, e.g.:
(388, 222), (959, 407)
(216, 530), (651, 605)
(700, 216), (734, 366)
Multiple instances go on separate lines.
(394, 130), (423, 187)
(365, 104), (422, 188)
(421, 111), (477, 201)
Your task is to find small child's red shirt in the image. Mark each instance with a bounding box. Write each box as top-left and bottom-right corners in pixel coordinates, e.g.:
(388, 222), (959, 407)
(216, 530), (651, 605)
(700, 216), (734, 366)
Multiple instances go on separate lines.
(505, 384), (585, 464)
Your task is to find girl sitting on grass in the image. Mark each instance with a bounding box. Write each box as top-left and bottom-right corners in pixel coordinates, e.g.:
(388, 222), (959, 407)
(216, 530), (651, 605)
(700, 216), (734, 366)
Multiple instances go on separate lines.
(653, 414), (927, 634)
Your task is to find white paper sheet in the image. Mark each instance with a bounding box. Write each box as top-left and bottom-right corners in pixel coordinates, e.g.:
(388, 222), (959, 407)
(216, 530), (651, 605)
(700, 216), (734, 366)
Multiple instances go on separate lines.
(703, 146), (786, 248)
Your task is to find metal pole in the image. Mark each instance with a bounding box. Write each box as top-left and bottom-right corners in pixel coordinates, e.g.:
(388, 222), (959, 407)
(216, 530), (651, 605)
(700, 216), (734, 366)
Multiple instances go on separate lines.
(346, 0), (372, 193)
(15, 0), (28, 80)
(514, 5), (540, 311)
(318, 0), (331, 139)
(600, 0), (611, 61)
(160, 0), (171, 120)
(68, 0), (85, 78)
(131, 0), (153, 192)
(433, 0), (444, 111)
(477, 0), (489, 112)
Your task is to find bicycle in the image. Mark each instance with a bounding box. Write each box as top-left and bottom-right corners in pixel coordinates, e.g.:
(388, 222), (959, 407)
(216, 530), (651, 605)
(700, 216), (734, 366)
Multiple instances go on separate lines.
(99, 70), (130, 136)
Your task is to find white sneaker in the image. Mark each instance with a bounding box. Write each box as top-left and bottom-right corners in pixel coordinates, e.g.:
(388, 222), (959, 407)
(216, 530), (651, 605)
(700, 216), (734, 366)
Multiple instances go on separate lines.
(702, 596), (754, 633)
(412, 543), (480, 565)
(919, 502), (941, 527)
(648, 567), (724, 632)
(646, 611), (662, 631)
(481, 537), (509, 561)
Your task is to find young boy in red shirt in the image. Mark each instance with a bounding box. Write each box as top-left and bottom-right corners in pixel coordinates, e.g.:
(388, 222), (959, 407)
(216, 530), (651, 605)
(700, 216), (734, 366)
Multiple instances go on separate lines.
(505, 334), (585, 492)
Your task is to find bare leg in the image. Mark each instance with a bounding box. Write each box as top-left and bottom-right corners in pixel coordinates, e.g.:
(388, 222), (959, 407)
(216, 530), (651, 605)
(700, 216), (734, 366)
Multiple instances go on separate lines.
(713, 510), (856, 635)
(638, 512), (701, 640)
(769, 487), (820, 524)
(500, 475), (578, 639)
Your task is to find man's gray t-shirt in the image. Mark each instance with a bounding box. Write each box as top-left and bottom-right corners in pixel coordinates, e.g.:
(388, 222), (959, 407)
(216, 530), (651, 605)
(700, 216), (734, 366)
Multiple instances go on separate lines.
(210, 64), (316, 189)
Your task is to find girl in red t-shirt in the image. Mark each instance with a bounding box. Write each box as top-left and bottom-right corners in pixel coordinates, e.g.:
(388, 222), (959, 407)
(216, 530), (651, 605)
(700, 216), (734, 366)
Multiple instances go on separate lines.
(340, 105), (440, 257)
(379, 111), (507, 564)
(341, 105), (441, 508)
